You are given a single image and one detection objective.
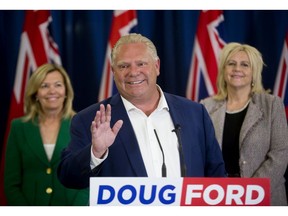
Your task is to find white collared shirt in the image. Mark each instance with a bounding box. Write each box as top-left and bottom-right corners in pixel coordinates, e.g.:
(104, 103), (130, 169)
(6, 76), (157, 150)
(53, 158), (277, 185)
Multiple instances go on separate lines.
(91, 87), (181, 177)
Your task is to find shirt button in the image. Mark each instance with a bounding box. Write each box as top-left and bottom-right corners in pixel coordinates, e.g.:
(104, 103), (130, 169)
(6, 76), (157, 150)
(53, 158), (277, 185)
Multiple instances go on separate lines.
(46, 168), (52, 174)
(242, 161), (247, 165)
(46, 187), (53, 194)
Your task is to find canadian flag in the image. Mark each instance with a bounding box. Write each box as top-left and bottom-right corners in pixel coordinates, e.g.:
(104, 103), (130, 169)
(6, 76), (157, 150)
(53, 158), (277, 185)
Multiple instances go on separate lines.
(0, 10), (61, 205)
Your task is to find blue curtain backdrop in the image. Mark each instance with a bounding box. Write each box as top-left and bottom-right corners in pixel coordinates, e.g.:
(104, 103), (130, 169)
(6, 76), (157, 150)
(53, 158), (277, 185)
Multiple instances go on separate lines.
(1, 10), (288, 156)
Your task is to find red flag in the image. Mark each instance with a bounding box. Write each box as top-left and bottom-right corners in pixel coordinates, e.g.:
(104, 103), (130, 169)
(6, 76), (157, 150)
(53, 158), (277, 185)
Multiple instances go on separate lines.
(186, 10), (226, 102)
(273, 32), (288, 118)
(98, 10), (137, 101)
(0, 10), (61, 205)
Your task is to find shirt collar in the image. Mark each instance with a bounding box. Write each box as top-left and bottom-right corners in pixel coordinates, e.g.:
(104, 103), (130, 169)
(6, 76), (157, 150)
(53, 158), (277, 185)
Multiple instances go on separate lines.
(121, 85), (169, 113)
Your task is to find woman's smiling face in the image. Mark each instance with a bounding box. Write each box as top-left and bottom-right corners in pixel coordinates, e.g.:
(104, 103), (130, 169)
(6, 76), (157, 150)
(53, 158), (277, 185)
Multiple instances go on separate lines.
(224, 50), (253, 91)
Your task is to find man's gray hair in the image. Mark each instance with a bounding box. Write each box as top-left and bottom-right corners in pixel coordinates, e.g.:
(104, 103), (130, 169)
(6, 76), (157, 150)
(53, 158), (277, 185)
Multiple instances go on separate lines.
(111, 33), (159, 67)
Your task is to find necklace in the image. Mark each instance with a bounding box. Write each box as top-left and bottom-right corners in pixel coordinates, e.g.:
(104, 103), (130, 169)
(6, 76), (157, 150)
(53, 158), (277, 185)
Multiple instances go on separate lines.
(226, 99), (251, 114)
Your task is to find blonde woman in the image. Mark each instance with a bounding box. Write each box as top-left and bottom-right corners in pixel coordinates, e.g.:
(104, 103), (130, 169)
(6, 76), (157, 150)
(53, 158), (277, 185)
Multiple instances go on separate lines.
(4, 63), (88, 205)
(201, 42), (288, 205)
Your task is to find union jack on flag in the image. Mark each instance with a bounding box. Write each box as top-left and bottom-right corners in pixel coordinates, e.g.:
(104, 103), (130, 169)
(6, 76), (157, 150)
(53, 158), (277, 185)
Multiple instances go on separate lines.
(273, 32), (288, 118)
(186, 10), (226, 102)
(0, 10), (61, 205)
(98, 10), (138, 102)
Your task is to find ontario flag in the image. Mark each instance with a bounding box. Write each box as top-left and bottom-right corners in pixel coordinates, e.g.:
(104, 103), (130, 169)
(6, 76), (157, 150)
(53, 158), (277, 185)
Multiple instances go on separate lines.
(0, 10), (61, 205)
(98, 10), (138, 101)
(186, 10), (226, 102)
(273, 32), (288, 119)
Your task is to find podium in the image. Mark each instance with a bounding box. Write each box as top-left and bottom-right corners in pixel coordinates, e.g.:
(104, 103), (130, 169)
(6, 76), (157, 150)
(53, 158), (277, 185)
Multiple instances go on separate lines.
(90, 177), (270, 206)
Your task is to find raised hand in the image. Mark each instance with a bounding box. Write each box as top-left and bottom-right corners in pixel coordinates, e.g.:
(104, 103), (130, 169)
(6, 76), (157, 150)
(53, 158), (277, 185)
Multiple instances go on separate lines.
(90, 104), (123, 158)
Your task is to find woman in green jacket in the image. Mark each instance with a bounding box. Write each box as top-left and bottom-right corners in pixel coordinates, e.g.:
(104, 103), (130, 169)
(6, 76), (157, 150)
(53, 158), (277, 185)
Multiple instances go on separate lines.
(4, 63), (88, 206)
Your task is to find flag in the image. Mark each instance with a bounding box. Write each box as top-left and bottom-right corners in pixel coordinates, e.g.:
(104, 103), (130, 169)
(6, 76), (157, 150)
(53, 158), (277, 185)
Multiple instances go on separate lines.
(186, 10), (226, 102)
(273, 32), (288, 118)
(98, 10), (138, 101)
(0, 10), (61, 205)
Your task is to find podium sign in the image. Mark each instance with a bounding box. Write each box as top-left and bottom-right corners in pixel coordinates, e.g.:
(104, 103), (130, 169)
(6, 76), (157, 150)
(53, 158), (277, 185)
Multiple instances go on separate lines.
(90, 177), (270, 206)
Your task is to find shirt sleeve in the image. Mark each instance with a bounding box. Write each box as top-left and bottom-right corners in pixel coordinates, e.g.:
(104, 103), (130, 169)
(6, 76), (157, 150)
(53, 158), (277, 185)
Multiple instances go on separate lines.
(90, 146), (109, 169)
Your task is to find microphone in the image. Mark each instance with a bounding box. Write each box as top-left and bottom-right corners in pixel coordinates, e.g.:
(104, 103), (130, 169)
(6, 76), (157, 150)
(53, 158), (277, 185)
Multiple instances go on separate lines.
(172, 124), (186, 177)
(153, 129), (167, 177)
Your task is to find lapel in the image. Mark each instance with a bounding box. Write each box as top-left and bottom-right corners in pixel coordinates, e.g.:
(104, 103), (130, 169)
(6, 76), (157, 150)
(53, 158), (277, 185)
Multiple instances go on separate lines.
(24, 118), (71, 166)
(239, 99), (263, 147)
(110, 94), (147, 176)
(165, 94), (226, 148)
(50, 119), (70, 164)
(207, 97), (264, 149)
(209, 101), (227, 148)
(24, 119), (50, 166)
(164, 93), (185, 127)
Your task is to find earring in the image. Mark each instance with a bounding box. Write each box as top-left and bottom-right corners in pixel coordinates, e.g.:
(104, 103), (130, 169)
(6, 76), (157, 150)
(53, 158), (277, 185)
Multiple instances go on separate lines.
(251, 82), (255, 87)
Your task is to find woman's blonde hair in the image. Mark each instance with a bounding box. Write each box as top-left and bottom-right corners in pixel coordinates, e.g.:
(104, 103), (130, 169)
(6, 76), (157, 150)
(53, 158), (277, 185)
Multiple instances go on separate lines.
(214, 42), (266, 100)
(23, 63), (76, 122)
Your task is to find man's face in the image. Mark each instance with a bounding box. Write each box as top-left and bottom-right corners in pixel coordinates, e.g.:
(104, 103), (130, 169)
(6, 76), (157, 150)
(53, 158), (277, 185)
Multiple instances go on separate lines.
(112, 42), (160, 102)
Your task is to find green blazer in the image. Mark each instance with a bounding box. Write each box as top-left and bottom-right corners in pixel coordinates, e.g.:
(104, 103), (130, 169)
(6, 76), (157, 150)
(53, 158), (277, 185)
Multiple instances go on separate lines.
(4, 117), (89, 206)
